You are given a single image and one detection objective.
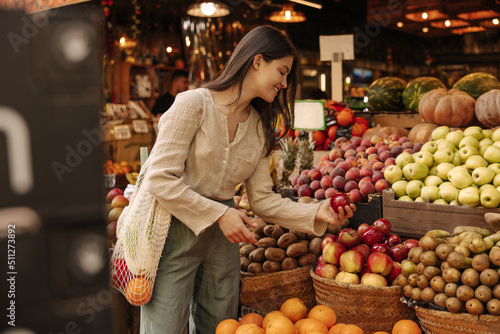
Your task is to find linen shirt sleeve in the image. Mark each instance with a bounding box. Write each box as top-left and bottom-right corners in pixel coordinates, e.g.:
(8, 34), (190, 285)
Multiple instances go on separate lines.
(145, 92), (229, 235)
(245, 153), (328, 236)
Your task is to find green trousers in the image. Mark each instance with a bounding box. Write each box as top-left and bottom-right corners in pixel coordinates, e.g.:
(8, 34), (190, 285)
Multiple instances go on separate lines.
(140, 199), (240, 334)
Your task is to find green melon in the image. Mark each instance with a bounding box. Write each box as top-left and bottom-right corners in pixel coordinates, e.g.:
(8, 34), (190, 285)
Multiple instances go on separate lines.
(452, 72), (500, 100)
(402, 77), (447, 113)
(367, 77), (407, 111)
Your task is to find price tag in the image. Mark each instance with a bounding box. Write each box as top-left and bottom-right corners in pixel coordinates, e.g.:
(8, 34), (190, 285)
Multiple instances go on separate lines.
(132, 120), (149, 134)
(293, 100), (326, 130)
(113, 125), (132, 140)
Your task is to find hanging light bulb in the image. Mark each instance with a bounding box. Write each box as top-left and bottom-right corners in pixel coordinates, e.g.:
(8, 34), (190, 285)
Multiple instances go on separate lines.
(269, 4), (306, 23)
(187, 1), (230, 18)
(422, 12), (428, 20)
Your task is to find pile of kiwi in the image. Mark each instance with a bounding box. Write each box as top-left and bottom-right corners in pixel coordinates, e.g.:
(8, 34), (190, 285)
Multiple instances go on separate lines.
(394, 227), (500, 315)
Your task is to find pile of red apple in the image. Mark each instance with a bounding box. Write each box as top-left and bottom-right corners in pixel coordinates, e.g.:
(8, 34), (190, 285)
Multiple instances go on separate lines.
(105, 187), (129, 243)
(315, 218), (420, 287)
(292, 134), (417, 203)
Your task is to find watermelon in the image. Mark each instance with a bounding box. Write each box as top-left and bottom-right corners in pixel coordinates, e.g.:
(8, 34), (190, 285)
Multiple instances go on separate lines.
(367, 77), (407, 111)
(402, 77), (446, 113)
(452, 72), (500, 100)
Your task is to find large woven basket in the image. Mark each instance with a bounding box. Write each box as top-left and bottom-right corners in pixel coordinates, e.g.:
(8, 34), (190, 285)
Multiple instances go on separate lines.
(239, 265), (316, 315)
(415, 306), (500, 334)
(311, 269), (415, 334)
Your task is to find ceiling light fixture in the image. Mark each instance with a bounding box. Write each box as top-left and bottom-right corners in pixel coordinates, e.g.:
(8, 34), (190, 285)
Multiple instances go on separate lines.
(187, 1), (230, 18)
(269, 4), (306, 23)
(289, 0), (322, 9)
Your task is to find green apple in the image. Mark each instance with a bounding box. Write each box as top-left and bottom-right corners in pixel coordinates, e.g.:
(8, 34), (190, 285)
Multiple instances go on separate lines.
(483, 129), (493, 139)
(413, 150), (434, 168)
(421, 185), (440, 202)
(492, 128), (500, 142)
(402, 162), (429, 181)
(490, 163), (500, 174)
(395, 151), (414, 169)
(439, 182), (459, 202)
(459, 136), (480, 150)
(406, 180), (424, 199)
(433, 148), (454, 164)
(479, 184), (496, 194)
(483, 145), (500, 163)
(428, 164), (439, 176)
(424, 175), (443, 187)
(458, 187), (480, 207)
(398, 195), (414, 201)
(431, 126), (450, 141)
(450, 200), (460, 206)
(433, 199), (448, 205)
(494, 173), (500, 187)
(436, 139), (455, 151)
(445, 130), (464, 148)
(480, 187), (500, 208)
(448, 166), (473, 189)
(421, 141), (438, 154)
(459, 145), (480, 163)
(392, 180), (409, 198)
(472, 166), (496, 186)
(384, 165), (403, 184)
(479, 138), (494, 147)
(415, 196), (425, 202)
(463, 126), (484, 141)
(465, 155), (488, 172)
(435, 162), (455, 181)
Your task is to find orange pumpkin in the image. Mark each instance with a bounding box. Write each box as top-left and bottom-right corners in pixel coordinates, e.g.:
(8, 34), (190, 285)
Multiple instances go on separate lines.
(418, 88), (475, 127)
(361, 126), (409, 142)
(351, 123), (367, 137)
(407, 123), (438, 143)
(337, 109), (355, 127)
(475, 89), (500, 128)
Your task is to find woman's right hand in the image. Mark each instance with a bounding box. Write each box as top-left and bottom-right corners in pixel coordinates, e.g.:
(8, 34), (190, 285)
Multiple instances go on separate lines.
(217, 208), (258, 245)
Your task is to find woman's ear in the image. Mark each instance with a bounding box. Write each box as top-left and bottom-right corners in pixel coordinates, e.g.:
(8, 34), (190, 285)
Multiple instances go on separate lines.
(252, 54), (263, 70)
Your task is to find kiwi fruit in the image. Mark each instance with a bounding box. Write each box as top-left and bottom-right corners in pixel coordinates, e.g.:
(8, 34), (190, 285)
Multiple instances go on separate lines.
(472, 253), (490, 272)
(433, 292), (448, 308)
(456, 285), (475, 302)
(421, 287), (437, 303)
(417, 274), (430, 289)
(461, 268), (480, 287)
(430, 276), (446, 293)
(475, 285), (493, 303)
(446, 297), (464, 313)
(423, 266), (442, 280)
(480, 268), (500, 287)
(486, 298), (500, 315)
(466, 298), (484, 315)
(444, 283), (458, 297)
(408, 273), (419, 287)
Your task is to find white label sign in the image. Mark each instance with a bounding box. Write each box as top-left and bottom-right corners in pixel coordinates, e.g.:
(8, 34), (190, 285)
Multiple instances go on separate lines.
(132, 120), (149, 134)
(113, 125), (132, 140)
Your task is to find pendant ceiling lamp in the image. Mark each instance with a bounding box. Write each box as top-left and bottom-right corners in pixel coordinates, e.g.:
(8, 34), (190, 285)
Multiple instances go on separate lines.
(269, 4), (306, 23)
(187, 1), (230, 18)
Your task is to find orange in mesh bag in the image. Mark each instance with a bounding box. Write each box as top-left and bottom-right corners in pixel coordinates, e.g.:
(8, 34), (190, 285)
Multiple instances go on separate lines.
(110, 159), (172, 306)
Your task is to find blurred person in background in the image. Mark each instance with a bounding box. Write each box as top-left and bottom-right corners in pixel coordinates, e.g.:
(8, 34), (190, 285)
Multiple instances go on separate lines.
(152, 69), (189, 116)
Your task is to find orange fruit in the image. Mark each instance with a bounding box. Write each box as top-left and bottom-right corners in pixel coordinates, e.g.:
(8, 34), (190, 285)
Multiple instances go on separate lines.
(240, 313), (264, 327)
(392, 319), (421, 334)
(262, 310), (288, 328)
(374, 332), (390, 334)
(298, 318), (329, 334)
(266, 315), (295, 334)
(216, 319), (240, 334)
(125, 277), (152, 306)
(329, 324), (346, 334)
(308, 304), (337, 329)
(235, 323), (263, 334)
(338, 324), (364, 334)
(280, 298), (308, 323)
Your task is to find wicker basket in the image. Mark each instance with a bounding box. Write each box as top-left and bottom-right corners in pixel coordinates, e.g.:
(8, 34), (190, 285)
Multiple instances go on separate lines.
(239, 265), (316, 315)
(415, 306), (500, 334)
(311, 269), (415, 334)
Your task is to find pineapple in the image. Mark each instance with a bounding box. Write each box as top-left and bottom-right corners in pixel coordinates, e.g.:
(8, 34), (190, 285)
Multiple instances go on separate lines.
(298, 138), (315, 173)
(278, 137), (298, 191)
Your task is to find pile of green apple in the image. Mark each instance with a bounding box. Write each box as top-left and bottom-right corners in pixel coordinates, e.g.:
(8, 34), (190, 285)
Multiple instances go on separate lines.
(383, 126), (500, 208)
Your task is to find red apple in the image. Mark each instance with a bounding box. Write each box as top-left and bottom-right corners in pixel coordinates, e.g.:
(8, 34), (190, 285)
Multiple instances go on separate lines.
(357, 223), (371, 236)
(308, 168), (322, 181)
(321, 235), (338, 249)
(372, 218), (392, 237)
(339, 250), (365, 273)
(370, 243), (391, 256)
(359, 263), (372, 276)
(317, 255), (326, 265)
(367, 252), (393, 276)
(385, 233), (403, 247)
(325, 187), (339, 198)
(322, 242), (347, 265)
(385, 261), (402, 284)
(335, 271), (360, 284)
(329, 193), (350, 213)
(361, 273), (387, 287)
(315, 262), (339, 279)
(348, 189), (363, 203)
(338, 228), (361, 248)
(361, 227), (384, 246)
(351, 243), (370, 261)
(390, 244), (409, 262)
(375, 179), (390, 193)
(111, 258), (132, 290)
(106, 188), (124, 203)
(403, 239), (420, 251)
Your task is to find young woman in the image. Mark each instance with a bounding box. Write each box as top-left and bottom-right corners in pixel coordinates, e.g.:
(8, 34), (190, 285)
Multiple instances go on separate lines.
(140, 25), (355, 334)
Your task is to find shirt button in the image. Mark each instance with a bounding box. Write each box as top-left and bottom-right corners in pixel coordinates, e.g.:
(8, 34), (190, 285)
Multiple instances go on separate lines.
(225, 147), (229, 151)
(223, 160), (227, 164)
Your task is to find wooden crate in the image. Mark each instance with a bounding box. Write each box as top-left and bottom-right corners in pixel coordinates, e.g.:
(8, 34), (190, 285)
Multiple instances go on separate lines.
(372, 113), (423, 129)
(349, 193), (383, 230)
(382, 189), (499, 239)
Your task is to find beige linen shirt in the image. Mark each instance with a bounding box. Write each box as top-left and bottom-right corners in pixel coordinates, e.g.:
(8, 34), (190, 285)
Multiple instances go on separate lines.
(146, 88), (326, 236)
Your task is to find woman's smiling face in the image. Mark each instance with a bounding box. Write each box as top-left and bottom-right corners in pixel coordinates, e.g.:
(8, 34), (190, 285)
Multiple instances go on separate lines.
(255, 55), (294, 103)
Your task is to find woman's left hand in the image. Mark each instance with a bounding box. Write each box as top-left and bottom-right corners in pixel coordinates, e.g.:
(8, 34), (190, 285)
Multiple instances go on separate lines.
(315, 200), (356, 226)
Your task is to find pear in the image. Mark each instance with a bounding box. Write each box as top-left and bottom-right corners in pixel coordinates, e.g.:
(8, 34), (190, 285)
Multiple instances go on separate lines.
(448, 166), (473, 189)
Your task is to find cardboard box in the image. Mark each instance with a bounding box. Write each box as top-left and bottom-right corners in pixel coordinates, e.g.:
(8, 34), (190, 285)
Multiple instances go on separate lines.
(382, 189), (499, 239)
